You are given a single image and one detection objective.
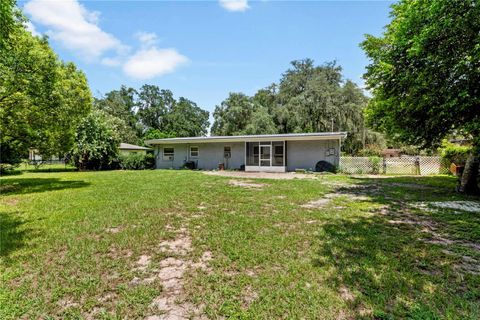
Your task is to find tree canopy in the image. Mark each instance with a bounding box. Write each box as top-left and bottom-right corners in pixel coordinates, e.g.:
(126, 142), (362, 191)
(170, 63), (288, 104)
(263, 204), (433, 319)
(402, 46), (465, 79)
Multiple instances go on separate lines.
(95, 84), (210, 141)
(361, 0), (480, 150)
(0, 3), (91, 164)
(362, 0), (480, 193)
(94, 86), (141, 144)
(212, 59), (378, 154)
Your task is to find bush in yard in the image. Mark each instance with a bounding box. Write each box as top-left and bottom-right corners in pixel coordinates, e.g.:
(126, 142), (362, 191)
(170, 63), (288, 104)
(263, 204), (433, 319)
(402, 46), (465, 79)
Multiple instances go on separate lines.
(0, 163), (18, 175)
(357, 145), (383, 157)
(144, 153), (155, 169)
(70, 111), (120, 170)
(119, 153), (148, 170)
(439, 140), (472, 171)
(369, 156), (382, 174)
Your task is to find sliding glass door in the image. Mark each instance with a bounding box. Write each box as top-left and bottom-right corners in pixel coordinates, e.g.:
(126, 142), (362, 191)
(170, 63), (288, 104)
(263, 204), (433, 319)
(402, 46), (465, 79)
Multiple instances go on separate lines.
(259, 144), (271, 167)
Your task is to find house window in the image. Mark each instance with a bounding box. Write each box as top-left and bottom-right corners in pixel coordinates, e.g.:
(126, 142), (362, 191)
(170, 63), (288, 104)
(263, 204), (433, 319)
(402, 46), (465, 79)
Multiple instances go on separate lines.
(190, 146), (199, 158)
(224, 146), (231, 158)
(163, 147), (174, 160)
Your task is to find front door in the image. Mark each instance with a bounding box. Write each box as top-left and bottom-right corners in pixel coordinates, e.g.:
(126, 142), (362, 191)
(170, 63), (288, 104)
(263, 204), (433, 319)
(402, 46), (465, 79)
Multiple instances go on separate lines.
(260, 144), (271, 167)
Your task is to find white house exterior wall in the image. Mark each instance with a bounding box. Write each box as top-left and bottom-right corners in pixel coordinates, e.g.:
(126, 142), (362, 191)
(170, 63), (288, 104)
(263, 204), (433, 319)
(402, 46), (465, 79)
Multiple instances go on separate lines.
(153, 139), (340, 171)
(154, 142), (244, 170)
(286, 140), (339, 171)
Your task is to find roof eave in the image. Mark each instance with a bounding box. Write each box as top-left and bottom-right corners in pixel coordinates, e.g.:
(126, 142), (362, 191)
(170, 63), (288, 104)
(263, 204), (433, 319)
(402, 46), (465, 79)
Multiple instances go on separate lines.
(145, 132), (348, 145)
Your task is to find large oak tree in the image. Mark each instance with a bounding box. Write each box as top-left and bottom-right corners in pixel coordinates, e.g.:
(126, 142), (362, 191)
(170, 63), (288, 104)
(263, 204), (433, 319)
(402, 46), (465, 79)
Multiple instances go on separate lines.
(212, 59), (377, 154)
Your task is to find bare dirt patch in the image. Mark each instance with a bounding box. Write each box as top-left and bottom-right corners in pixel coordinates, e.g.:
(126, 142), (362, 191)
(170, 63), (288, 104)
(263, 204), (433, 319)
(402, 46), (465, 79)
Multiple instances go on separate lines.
(143, 228), (212, 319)
(339, 285), (355, 302)
(57, 297), (79, 311)
(380, 203), (480, 274)
(2, 197), (20, 206)
(105, 227), (121, 234)
(415, 201), (480, 213)
(134, 254), (151, 271)
(228, 179), (267, 189)
(159, 234), (192, 256)
(204, 171), (317, 180)
(241, 285), (259, 309)
(388, 182), (435, 189)
(301, 191), (371, 209)
(301, 199), (331, 209)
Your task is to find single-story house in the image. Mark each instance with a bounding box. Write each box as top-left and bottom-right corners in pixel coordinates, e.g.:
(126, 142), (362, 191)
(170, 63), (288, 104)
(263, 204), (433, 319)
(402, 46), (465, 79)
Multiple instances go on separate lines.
(119, 143), (152, 156)
(145, 132), (347, 172)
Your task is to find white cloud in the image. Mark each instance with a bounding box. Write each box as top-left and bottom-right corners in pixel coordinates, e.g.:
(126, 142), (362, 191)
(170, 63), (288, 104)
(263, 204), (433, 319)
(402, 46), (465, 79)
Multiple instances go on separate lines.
(100, 57), (122, 67)
(219, 0), (250, 12)
(25, 21), (40, 36)
(23, 1), (189, 79)
(123, 47), (188, 80)
(24, 0), (126, 60)
(135, 31), (158, 47)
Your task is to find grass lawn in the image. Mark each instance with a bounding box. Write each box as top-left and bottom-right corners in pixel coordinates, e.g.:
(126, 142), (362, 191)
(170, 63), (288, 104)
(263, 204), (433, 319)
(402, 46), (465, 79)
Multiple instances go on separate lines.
(1, 169), (479, 319)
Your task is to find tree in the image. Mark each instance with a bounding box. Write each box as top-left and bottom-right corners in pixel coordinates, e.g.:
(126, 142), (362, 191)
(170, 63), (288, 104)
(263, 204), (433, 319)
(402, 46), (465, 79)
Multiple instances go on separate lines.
(95, 84), (210, 141)
(165, 97), (209, 137)
(243, 106), (277, 135)
(103, 113), (139, 145)
(137, 85), (175, 132)
(212, 60), (373, 155)
(361, 0), (480, 194)
(70, 111), (119, 170)
(143, 128), (176, 140)
(211, 93), (256, 136)
(94, 86), (141, 144)
(276, 60), (367, 145)
(94, 86), (141, 143)
(0, 0), (17, 47)
(0, 4), (91, 164)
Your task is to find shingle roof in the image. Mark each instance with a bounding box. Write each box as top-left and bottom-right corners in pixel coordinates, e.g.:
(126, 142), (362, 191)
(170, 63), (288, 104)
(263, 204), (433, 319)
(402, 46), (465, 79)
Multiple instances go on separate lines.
(119, 143), (151, 150)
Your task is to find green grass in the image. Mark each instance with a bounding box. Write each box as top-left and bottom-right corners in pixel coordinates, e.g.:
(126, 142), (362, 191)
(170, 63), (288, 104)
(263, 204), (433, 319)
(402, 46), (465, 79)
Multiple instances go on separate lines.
(1, 170), (479, 319)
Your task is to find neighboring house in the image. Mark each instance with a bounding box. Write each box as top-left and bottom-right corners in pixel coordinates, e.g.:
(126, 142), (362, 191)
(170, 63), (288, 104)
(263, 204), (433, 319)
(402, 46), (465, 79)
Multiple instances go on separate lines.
(381, 149), (402, 158)
(28, 149), (64, 164)
(449, 138), (471, 146)
(119, 143), (151, 156)
(145, 132), (347, 172)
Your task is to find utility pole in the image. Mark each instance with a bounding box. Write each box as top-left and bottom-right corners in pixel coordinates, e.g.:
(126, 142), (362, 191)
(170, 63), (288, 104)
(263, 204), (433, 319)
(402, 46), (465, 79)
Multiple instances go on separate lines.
(331, 118), (334, 132)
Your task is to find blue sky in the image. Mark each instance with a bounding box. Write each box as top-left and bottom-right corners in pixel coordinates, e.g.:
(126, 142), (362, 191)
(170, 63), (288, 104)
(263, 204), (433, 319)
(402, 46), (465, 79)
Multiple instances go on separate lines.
(21, 0), (393, 116)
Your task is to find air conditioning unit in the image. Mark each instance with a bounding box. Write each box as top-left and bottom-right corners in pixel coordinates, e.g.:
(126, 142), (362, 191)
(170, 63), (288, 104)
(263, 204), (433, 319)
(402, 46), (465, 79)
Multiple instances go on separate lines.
(224, 151), (231, 158)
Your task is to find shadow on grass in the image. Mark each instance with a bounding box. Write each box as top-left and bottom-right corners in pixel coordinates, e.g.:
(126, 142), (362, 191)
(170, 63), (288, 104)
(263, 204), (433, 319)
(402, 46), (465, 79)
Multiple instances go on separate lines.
(0, 212), (31, 259)
(312, 175), (480, 318)
(23, 167), (77, 173)
(0, 170), (23, 176)
(0, 178), (90, 196)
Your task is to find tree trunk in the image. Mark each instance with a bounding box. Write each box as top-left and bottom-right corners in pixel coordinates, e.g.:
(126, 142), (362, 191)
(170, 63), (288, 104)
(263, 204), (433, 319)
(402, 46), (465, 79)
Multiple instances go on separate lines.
(458, 154), (479, 195)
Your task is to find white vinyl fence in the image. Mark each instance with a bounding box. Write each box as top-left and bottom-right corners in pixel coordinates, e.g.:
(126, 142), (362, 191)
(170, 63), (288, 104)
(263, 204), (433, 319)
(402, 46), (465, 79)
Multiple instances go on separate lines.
(340, 156), (442, 175)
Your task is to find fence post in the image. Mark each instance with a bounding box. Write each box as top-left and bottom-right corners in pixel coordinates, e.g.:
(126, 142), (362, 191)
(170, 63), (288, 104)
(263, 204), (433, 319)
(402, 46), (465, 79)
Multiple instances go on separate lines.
(382, 157), (387, 174)
(415, 156), (420, 175)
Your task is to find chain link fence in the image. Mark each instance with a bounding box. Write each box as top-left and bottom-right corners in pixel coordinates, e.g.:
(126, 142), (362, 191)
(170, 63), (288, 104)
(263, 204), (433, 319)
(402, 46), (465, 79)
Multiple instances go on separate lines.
(340, 156), (442, 175)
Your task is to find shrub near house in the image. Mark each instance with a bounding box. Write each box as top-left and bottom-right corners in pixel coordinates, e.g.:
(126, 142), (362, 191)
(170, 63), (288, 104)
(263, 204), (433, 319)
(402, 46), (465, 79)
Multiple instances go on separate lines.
(119, 153), (154, 170)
